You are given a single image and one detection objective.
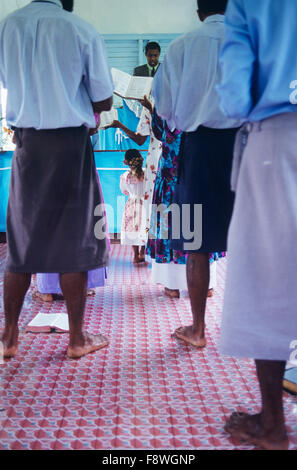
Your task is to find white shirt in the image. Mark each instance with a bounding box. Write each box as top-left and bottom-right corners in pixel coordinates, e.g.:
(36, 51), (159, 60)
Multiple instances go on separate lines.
(120, 171), (145, 200)
(0, 0), (114, 129)
(152, 15), (242, 132)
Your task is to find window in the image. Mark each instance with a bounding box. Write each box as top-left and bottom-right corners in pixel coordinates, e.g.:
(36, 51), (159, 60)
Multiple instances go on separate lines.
(103, 33), (179, 75)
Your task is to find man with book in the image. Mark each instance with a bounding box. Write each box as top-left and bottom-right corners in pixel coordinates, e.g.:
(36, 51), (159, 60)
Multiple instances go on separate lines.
(152, 0), (241, 348)
(133, 42), (161, 77)
(0, 0), (114, 359)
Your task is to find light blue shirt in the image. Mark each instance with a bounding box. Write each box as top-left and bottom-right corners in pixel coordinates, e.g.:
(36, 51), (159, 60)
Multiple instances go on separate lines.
(218, 0), (297, 122)
(152, 15), (241, 132)
(0, 0), (114, 129)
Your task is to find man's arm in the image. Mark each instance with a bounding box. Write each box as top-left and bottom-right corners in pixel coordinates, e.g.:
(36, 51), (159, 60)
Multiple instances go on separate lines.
(151, 40), (183, 130)
(92, 96), (113, 114)
(84, 33), (114, 122)
(217, 0), (255, 119)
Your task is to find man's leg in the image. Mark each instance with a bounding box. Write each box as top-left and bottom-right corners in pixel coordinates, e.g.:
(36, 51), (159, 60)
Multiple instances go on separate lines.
(225, 360), (289, 450)
(59, 272), (109, 359)
(2, 272), (31, 357)
(174, 252), (209, 347)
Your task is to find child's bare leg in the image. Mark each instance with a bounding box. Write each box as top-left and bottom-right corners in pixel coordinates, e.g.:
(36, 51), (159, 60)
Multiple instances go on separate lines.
(132, 246), (139, 264)
(139, 245), (146, 262)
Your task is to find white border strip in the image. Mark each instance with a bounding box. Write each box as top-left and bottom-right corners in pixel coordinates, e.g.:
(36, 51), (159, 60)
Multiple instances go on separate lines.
(96, 168), (126, 171)
(0, 167), (126, 171)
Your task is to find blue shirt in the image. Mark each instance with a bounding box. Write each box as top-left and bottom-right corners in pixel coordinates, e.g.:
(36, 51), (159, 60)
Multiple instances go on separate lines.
(152, 15), (241, 132)
(218, 0), (297, 122)
(0, 0), (114, 129)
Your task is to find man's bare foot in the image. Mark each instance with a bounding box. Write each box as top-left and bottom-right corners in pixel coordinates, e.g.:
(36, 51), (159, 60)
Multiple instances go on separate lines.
(1, 329), (19, 358)
(224, 412), (289, 450)
(87, 289), (96, 296)
(33, 291), (54, 302)
(207, 288), (214, 297)
(67, 332), (109, 359)
(164, 288), (180, 299)
(173, 325), (206, 348)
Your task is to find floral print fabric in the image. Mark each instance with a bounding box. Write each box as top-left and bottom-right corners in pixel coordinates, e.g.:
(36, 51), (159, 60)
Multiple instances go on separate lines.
(147, 110), (225, 265)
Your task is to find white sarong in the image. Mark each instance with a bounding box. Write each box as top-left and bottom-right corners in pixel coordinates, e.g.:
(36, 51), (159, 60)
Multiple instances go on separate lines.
(220, 113), (297, 361)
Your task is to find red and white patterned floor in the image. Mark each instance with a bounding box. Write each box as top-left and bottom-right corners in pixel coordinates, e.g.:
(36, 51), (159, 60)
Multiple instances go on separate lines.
(0, 243), (296, 450)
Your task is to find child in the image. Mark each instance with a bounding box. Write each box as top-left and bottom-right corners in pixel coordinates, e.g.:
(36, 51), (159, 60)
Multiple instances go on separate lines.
(120, 149), (146, 264)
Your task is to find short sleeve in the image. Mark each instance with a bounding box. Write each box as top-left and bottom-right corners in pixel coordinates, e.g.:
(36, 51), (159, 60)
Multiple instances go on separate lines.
(217, 0), (255, 119)
(83, 33), (114, 103)
(120, 173), (129, 196)
(151, 38), (184, 131)
(136, 107), (151, 137)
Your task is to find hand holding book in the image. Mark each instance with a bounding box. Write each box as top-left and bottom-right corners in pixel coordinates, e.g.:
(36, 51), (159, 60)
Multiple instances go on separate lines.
(138, 95), (154, 115)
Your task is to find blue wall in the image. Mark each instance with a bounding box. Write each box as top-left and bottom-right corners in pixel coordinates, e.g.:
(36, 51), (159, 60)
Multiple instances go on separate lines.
(0, 151), (12, 232)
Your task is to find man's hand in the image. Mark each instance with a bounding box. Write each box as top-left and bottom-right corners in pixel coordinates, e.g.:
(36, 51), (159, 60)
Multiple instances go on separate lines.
(89, 127), (99, 136)
(103, 119), (121, 130)
(138, 95), (153, 114)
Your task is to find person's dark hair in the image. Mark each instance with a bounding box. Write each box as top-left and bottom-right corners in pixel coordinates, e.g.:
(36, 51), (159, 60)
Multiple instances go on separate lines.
(61, 0), (74, 12)
(124, 149), (144, 181)
(197, 0), (228, 14)
(145, 42), (161, 55)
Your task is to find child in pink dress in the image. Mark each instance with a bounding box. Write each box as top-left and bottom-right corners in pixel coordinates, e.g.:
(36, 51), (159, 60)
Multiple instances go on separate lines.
(120, 149), (146, 264)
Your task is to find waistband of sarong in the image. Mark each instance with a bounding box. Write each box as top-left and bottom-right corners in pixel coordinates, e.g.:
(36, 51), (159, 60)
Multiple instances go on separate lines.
(11, 126), (86, 133)
(12, 126), (88, 148)
(244, 112), (297, 133)
(186, 125), (240, 136)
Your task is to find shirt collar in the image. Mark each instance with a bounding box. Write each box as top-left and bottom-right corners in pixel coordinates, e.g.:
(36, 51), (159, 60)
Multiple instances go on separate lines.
(204, 14), (225, 24)
(32, 0), (62, 8)
(147, 63), (160, 72)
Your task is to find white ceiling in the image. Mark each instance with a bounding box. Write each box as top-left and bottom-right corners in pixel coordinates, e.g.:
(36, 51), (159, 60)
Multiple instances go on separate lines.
(0, 0), (199, 34)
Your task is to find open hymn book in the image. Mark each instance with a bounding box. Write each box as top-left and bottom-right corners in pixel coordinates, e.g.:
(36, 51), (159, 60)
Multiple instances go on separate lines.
(25, 313), (69, 333)
(111, 68), (153, 100)
(99, 109), (118, 129)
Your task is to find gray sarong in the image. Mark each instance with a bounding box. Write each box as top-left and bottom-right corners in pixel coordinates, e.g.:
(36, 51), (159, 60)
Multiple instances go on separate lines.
(220, 113), (297, 361)
(6, 126), (109, 273)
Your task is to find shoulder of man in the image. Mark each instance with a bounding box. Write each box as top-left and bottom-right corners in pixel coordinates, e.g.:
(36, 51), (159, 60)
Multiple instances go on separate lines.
(133, 64), (149, 77)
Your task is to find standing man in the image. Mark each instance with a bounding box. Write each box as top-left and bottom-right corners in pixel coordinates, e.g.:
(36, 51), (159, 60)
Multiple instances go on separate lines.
(0, 0), (114, 359)
(133, 42), (161, 77)
(152, 0), (241, 348)
(218, 0), (297, 451)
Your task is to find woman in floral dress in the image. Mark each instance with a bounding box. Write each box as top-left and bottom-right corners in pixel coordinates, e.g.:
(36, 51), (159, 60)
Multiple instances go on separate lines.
(146, 105), (224, 298)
